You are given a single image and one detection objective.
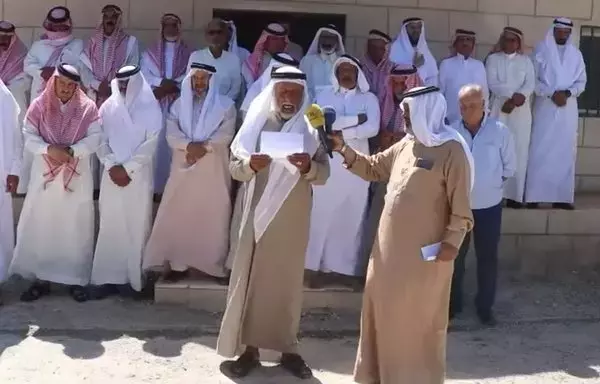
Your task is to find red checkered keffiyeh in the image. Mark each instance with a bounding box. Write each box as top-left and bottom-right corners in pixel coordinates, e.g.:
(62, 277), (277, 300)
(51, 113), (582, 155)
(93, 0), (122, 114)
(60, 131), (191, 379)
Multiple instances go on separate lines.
(245, 25), (288, 82)
(25, 74), (99, 191)
(83, 12), (129, 106)
(0, 33), (26, 85)
(362, 55), (393, 99)
(379, 64), (423, 137)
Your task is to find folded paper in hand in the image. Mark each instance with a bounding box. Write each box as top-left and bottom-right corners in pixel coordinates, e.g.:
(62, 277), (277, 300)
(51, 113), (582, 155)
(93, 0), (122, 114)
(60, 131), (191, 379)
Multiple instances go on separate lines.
(421, 242), (441, 262)
(260, 131), (304, 159)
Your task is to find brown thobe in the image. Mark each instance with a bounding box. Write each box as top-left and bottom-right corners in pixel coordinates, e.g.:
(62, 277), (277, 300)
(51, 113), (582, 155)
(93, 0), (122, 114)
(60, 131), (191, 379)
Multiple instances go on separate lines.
(349, 137), (473, 384)
(143, 104), (237, 278)
(217, 115), (330, 357)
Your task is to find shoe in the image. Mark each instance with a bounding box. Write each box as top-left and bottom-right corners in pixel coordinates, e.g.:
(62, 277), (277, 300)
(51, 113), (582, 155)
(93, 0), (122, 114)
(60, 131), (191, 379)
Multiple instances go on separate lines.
(526, 203), (539, 209)
(505, 199), (523, 209)
(552, 203), (574, 210)
(477, 310), (497, 326)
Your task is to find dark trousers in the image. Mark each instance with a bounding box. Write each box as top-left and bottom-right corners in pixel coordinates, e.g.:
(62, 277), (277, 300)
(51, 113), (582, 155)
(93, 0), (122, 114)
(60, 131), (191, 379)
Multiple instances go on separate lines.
(450, 202), (502, 315)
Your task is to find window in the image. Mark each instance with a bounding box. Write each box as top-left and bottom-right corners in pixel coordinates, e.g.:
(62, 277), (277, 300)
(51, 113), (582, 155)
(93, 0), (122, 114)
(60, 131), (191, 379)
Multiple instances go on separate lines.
(579, 26), (600, 117)
(212, 9), (346, 54)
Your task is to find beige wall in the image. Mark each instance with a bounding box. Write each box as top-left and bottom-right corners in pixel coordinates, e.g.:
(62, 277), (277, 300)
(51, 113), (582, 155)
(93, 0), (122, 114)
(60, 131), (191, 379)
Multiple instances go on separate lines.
(4, 0), (600, 191)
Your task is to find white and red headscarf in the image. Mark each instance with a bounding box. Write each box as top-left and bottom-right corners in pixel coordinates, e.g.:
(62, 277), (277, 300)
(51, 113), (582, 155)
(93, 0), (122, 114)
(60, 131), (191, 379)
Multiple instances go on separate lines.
(40, 6), (74, 64)
(362, 29), (393, 98)
(244, 23), (288, 82)
(0, 21), (26, 85)
(26, 65), (99, 191)
(379, 64), (423, 137)
(83, 5), (129, 93)
(146, 13), (192, 81)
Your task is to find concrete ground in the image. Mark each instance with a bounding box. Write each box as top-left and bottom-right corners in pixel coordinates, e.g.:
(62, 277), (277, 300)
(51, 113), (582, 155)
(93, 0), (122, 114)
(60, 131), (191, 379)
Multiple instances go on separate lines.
(1, 273), (600, 383)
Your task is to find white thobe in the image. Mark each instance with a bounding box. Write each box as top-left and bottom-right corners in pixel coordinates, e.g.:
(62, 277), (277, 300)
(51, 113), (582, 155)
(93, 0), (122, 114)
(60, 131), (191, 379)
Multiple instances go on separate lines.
(22, 37), (83, 194)
(486, 52), (535, 203)
(0, 97), (22, 283)
(9, 115), (101, 286)
(187, 48), (241, 100)
(305, 87), (379, 276)
(79, 35), (139, 191)
(93, 120), (158, 291)
(299, 53), (340, 99)
(525, 46), (587, 203)
(141, 42), (183, 194)
(439, 55), (489, 124)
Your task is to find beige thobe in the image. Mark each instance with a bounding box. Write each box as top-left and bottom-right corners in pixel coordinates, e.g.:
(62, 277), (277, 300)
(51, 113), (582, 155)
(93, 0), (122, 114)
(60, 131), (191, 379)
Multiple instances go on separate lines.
(217, 115), (330, 357)
(350, 137), (473, 384)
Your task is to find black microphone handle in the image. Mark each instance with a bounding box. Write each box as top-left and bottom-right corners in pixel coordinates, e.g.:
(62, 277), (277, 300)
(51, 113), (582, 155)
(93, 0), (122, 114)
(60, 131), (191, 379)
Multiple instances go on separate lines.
(317, 126), (333, 158)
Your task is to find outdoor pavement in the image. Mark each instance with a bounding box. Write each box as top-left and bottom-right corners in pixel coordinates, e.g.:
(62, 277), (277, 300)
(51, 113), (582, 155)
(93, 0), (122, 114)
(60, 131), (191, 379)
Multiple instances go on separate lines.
(1, 273), (600, 383)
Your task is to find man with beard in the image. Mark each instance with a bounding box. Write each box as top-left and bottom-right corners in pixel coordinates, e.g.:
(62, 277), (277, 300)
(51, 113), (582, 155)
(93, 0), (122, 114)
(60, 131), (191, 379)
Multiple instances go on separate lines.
(328, 85), (473, 384)
(305, 55), (379, 289)
(9, 64), (101, 303)
(141, 13), (192, 195)
(92, 65), (161, 297)
(439, 29), (488, 124)
(486, 27), (535, 209)
(144, 63), (236, 283)
(526, 18), (586, 210)
(217, 66), (329, 379)
(389, 18), (438, 86)
(300, 25), (345, 97)
(0, 21), (28, 194)
(241, 23), (289, 89)
(357, 64), (423, 278)
(188, 18), (241, 100)
(80, 4), (140, 108)
(0, 76), (22, 306)
(362, 29), (394, 99)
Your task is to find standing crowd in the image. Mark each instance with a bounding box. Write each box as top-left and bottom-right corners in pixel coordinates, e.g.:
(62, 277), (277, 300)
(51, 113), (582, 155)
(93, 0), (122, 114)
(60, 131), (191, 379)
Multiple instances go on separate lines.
(0, 4), (587, 383)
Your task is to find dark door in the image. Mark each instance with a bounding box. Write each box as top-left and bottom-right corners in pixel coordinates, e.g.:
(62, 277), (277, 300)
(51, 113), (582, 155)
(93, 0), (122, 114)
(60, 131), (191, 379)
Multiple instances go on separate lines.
(213, 9), (346, 53)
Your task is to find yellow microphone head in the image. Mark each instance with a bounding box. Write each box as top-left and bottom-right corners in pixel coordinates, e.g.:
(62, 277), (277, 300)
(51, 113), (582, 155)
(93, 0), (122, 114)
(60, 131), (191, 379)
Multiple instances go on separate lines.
(305, 103), (325, 128)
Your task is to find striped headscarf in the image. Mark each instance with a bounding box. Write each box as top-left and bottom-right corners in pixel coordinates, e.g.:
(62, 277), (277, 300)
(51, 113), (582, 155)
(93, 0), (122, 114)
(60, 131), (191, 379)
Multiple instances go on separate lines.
(244, 23), (288, 82)
(26, 67), (99, 191)
(362, 29), (393, 99)
(0, 21), (27, 84)
(379, 64), (423, 142)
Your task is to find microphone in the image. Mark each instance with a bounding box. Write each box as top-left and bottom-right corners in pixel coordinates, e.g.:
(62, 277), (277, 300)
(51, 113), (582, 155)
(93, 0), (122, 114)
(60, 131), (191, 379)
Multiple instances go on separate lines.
(305, 104), (334, 158)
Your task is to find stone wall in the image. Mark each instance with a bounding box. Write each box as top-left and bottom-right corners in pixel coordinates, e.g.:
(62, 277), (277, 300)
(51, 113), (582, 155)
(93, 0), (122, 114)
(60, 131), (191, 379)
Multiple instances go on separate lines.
(3, 0), (600, 190)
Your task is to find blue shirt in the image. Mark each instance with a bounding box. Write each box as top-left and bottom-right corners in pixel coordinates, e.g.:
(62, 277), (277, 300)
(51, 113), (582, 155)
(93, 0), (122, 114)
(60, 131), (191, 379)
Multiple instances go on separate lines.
(453, 116), (516, 210)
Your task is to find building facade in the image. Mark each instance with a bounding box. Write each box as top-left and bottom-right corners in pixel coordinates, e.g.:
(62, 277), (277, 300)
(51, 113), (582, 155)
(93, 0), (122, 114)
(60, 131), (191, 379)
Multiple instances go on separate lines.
(4, 0), (600, 191)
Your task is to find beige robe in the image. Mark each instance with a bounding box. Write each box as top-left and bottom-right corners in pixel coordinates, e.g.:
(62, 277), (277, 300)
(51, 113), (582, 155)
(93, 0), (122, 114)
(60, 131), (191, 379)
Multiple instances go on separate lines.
(350, 137), (473, 384)
(217, 115), (330, 357)
(143, 104), (237, 278)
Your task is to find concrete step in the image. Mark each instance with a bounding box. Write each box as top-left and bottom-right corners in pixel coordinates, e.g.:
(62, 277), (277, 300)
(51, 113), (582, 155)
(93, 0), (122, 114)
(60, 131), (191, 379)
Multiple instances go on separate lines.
(155, 279), (363, 313)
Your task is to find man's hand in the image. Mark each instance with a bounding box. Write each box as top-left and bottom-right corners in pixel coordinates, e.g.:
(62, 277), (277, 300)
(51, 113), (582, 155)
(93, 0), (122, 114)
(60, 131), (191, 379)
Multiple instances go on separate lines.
(288, 153), (312, 174)
(327, 130), (345, 152)
(185, 152), (197, 166)
(551, 91), (568, 107)
(186, 142), (208, 162)
(98, 79), (111, 98)
(153, 87), (167, 100)
(413, 51), (425, 68)
(48, 145), (72, 164)
(357, 113), (368, 125)
(40, 67), (55, 81)
(161, 79), (179, 94)
(511, 92), (526, 107)
(5, 175), (18, 194)
(249, 154), (272, 172)
(108, 165), (131, 187)
(501, 99), (516, 114)
(436, 242), (459, 263)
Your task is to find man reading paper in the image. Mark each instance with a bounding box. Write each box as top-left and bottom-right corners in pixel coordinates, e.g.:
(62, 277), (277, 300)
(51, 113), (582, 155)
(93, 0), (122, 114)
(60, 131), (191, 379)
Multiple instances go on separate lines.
(217, 66), (329, 380)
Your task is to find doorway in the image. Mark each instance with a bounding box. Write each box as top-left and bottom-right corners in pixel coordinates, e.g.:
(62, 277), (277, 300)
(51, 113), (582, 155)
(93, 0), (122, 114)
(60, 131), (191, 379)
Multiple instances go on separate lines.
(212, 9), (346, 53)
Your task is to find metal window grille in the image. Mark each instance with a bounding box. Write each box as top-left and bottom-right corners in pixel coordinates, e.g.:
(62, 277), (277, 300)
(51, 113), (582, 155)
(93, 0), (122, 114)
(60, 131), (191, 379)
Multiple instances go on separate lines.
(579, 26), (599, 117)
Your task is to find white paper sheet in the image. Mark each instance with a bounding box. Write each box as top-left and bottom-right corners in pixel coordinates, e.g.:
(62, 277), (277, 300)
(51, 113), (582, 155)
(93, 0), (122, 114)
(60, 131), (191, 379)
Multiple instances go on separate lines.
(421, 242), (441, 262)
(260, 131), (304, 159)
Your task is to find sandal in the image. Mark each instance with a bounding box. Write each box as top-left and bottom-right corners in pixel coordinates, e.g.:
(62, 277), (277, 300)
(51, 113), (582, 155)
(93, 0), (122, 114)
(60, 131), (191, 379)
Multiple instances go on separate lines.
(70, 285), (89, 303)
(20, 282), (51, 302)
(163, 270), (188, 283)
(227, 350), (261, 378)
(280, 353), (313, 379)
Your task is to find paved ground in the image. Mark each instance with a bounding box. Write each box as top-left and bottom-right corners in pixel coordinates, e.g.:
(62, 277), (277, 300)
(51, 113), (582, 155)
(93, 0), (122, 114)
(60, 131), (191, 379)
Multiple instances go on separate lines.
(1, 273), (600, 383)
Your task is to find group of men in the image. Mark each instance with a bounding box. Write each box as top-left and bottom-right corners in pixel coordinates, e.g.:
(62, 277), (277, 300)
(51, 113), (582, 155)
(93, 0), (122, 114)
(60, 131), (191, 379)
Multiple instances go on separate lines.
(0, 3), (588, 382)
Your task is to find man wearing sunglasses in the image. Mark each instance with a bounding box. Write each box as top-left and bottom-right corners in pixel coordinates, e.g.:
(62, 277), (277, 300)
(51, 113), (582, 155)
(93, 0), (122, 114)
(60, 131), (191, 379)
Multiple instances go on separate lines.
(187, 18), (241, 101)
